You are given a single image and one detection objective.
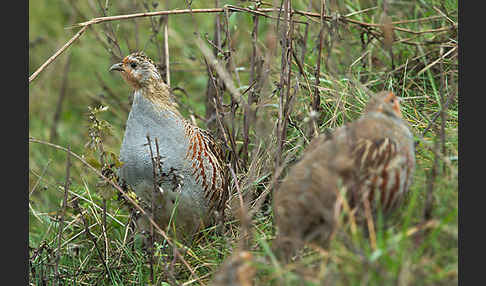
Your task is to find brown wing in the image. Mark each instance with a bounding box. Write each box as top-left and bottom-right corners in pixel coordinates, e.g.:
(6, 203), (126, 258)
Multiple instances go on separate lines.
(349, 137), (405, 212)
(198, 127), (229, 212)
(184, 122), (229, 213)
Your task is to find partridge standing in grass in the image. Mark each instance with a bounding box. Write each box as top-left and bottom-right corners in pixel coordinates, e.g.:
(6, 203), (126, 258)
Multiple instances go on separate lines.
(274, 91), (415, 255)
(109, 52), (228, 240)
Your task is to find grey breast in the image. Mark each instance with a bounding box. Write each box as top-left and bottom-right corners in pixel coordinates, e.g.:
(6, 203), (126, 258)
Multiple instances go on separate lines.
(119, 91), (189, 192)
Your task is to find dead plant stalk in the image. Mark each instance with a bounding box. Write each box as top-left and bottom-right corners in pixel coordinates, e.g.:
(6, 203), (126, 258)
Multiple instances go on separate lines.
(54, 145), (71, 283)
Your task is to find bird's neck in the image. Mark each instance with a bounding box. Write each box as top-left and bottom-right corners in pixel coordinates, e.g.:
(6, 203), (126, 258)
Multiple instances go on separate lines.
(137, 81), (182, 117)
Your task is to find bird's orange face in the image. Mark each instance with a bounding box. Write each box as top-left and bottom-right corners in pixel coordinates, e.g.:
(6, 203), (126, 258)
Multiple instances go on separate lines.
(123, 56), (142, 88)
(382, 91), (403, 118)
(109, 52), (161, 89)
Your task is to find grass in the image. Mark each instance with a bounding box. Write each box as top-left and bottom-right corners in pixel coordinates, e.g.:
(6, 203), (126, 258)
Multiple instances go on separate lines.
(29, 0), (457, 285)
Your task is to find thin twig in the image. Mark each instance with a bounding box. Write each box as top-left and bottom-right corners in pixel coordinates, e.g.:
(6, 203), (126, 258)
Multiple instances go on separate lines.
(69, 0), (122, 62)
(424, 126), (440, 221)
(75, 8), (230, 26)
(29, 25), (88, 83)
(72, 197), (112, 281)
(439, 47), (447, 170)
(29, 160), (52, 197)
(203, 2), (224, 131)
(433, 6), (456, 25)
(291, 49), (313, 103)
(50, 54), (72, 142)
(242, 14), (260, 168)
(417, 45), (457, 76)
(362, 194), (377, 251)
(310, 0), (325, 138)
(102, 198), (109, 267)
(73, 7), (308, 28)
(94, 0), (123, 59)
(421, 90), (456, 137)
(344, 6), (378, 17)
(276, 0), (295, 171)
(146, 135), (157, 284)
(228, 165), (251, 248)
(198, 37), (241, 101)
(223, 6), (241, 88)
(223, 4), (307, 25)
(54, 145), (71, 283)
(143, 3), (164, 70)
(164, 17), (170, 87)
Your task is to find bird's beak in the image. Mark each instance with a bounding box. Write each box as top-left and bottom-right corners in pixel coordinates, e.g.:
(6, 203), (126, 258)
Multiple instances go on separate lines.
(109, 63), (124, 72)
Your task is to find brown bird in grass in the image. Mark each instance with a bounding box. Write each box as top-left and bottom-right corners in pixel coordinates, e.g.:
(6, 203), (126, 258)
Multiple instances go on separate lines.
(274, 91), (415, 256)
(109, 52), (229, 241)
(211, 250), (256, 286)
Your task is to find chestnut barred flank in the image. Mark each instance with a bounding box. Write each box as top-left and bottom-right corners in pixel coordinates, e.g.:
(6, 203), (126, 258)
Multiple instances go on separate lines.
(184, 122), (228, 213)
(351, 137), (405, 213)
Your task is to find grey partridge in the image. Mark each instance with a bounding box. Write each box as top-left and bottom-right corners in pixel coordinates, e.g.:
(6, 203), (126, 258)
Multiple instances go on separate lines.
(211, 250), (256, 286)
(109, 52), (228, 240)
(274, 91), (415, 254)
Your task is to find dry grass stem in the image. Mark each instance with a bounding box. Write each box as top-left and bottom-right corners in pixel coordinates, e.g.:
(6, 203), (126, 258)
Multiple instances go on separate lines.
(54, 145), (71, 283)
(29, 25), (88, 83)
(164, 18), (170, 87)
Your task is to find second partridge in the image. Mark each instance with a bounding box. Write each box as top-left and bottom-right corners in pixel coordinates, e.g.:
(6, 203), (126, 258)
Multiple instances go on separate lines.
(274, 91), (416, 253)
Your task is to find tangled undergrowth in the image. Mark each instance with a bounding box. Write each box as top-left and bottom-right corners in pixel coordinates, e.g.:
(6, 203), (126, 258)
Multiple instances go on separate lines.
(29, 0), (457, 285)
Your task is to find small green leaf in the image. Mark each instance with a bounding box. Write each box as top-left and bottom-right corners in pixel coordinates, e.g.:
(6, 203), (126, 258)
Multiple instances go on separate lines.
(85, 154), (102, 169)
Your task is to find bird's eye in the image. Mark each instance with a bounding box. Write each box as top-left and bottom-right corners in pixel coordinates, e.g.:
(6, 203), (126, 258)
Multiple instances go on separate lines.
(130, 62), (137, 69)
(389, 98), (395, 104)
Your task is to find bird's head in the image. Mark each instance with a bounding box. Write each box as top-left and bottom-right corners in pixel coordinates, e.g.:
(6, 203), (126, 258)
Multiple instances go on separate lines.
(364, 91), (403, 118)
(109, 52), (162, 90)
